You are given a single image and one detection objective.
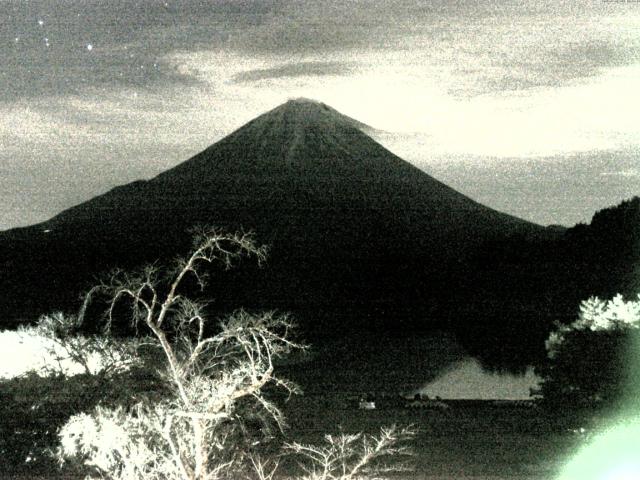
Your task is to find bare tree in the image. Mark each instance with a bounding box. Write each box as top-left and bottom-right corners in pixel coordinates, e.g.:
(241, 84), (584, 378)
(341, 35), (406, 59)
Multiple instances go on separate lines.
(56, 229), (416, 480)
(58, 229), (303, 480)
(286, 425), (416, 480)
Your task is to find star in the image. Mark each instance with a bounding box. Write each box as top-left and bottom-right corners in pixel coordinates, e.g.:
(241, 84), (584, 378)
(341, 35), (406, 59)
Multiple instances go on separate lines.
(86, 44), (93, 51)
(38, 19), (44, 26)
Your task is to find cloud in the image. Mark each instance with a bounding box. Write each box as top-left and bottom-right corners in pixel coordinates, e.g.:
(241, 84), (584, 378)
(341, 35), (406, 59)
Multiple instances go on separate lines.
(478, 39), (640, 94)
(0, 0), (245, 101)
(233, 61), (354, 83)
(417, 148), (640, 227)
(601, 169), (640, 178)
(3, 0), (639, 103)
(358, 63), (640, 158)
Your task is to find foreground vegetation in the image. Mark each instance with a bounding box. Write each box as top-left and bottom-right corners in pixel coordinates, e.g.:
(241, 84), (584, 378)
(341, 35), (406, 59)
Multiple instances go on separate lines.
(537, 293), (640, 410)
(0, 227), (637, 478)
(1, 230), (415, 479)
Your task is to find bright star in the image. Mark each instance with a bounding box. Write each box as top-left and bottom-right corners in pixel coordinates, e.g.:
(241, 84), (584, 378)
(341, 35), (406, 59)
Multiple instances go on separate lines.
(38, 19), (44, 26)
(87, 44), (93, 51)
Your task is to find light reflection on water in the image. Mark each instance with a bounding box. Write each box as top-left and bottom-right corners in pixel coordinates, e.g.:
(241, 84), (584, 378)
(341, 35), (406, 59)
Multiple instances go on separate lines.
(419, 357), (541, 400)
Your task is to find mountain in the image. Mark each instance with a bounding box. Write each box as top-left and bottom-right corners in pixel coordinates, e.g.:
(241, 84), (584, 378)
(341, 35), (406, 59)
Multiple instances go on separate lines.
(44, 98), (534, 244)
(0, 99), (549, 352)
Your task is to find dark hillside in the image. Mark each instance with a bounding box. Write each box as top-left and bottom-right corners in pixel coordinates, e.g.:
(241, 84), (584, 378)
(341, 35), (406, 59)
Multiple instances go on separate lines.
(454, 196), (640, 369)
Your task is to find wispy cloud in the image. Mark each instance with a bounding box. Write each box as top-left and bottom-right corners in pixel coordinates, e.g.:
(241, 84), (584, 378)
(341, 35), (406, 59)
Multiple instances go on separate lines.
(233, 61), (354, 83)
(601, 169), (640, 178)
(3, 0), (639, 101)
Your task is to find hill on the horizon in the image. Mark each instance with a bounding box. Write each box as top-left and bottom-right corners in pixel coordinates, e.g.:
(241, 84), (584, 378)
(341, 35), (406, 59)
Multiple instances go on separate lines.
(0, 98), (592, 367)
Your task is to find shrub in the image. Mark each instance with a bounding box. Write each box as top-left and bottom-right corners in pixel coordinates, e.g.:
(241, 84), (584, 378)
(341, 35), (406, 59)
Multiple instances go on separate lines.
(286, 425), (416, 480)
(0, 315), (163, 473)
(537, 294), (640, 408)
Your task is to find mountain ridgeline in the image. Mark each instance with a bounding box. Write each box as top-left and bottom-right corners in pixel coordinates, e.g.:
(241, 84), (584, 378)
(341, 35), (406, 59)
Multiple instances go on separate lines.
(1, 99), (637, 368)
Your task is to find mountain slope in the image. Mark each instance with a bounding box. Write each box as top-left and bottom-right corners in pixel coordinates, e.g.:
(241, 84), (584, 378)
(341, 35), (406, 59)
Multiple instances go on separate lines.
(0, 99), (544, 339)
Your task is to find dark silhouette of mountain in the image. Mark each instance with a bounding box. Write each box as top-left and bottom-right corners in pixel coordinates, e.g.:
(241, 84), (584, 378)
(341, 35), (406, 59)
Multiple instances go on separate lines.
(0, 98), (567, 366)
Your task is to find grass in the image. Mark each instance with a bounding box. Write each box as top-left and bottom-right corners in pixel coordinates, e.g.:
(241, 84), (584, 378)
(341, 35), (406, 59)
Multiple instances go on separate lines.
(2, 390), (599, 480)
(281, 394), (600, 480)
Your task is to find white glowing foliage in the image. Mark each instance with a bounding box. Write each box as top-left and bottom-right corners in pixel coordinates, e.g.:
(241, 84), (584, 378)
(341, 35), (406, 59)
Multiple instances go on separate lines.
(546, 294), (640, 358)
(577, 297), (609, 329)
(0, 329), (94, 378)
(0, 317), (138, 379)
(575, 295), (640, 332)
(58, 405), (171, 480)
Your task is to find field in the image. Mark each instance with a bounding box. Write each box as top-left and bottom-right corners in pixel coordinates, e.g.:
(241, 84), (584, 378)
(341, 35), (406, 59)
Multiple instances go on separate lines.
(281, 395), (597, 480)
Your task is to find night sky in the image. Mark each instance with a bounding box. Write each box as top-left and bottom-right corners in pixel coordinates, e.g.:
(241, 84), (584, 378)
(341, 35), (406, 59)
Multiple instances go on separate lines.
(2, 0), (639, 230)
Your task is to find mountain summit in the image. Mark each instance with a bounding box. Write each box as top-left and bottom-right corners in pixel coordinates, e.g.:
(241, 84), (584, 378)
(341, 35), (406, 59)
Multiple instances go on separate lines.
(156, 97), (388, 179)
(0, 100), (542, 337)
(156, 98), (378, 177)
